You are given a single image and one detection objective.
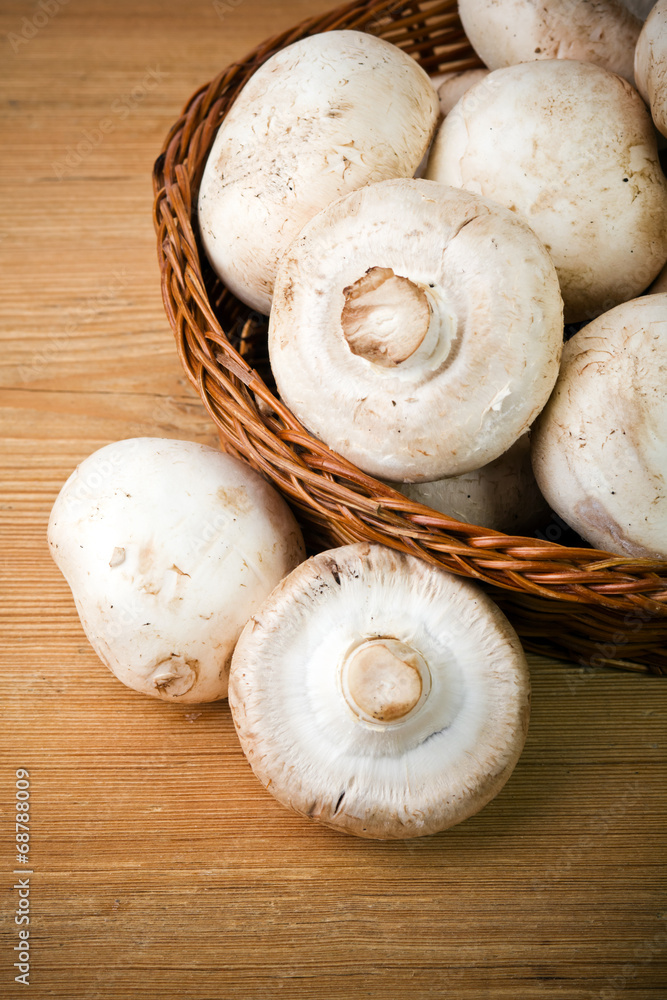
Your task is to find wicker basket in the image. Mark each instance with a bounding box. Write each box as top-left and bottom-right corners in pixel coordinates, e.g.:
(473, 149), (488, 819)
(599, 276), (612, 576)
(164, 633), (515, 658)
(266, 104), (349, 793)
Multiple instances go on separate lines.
(152, 0), (667, 676)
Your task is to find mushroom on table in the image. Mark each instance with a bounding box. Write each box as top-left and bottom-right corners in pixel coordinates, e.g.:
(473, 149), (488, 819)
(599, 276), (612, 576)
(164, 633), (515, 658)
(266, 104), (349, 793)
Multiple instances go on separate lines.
(228, 543), (531, 840)
(48, 438), (305, 702)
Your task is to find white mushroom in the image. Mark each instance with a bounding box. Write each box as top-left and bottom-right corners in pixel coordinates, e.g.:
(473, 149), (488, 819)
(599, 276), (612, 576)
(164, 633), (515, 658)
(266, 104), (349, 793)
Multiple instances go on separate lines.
(635, 0), (667, 137)
(228, 543), (531, 840)
(531, 294), (667, 558)
(48, 438), (305, 702)
(436, 68), (490, 117)
(426, 59), (667, 322)
(458, 0), (641, 84)
(395, 433), (550, 534)
(269, 178), (563, 483)
(197, 29), (439, 314)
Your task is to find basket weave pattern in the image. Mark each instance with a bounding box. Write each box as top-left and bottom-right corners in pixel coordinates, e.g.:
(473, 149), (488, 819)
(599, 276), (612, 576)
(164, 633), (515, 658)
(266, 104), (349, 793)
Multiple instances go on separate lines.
(153, 0), (667, 675)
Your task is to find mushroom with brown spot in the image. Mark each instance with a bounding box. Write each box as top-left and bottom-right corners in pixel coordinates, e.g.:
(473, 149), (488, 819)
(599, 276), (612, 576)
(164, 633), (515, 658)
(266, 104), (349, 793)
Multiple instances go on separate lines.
(531, 294), (667, 558)
(47, 437), (305, 702)
(228, 543), (531, 840)
(457, 0), (641, 84)
(197, 29), (439, 314)
(426, 59), (667, 322)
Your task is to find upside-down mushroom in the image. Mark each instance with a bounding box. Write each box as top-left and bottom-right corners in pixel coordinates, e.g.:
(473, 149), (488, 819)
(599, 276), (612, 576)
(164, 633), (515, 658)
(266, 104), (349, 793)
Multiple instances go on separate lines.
(269, 178), (563, 483)
(229, 543), (531, 840)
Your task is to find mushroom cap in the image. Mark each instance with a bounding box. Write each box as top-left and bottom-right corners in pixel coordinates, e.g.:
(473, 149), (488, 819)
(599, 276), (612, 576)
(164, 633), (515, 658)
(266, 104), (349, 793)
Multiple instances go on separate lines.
(531, 294), (667, 558)
(426, 59), (667, 322)
(269, 178), (563, 483)
(635, 0), (667, 137)
(395, 432), (550, 534)
(47, 438), (305, 702)
(458, 0), (641, 85)
(197, 29), (439, 314)
(228, 543), (531, 840)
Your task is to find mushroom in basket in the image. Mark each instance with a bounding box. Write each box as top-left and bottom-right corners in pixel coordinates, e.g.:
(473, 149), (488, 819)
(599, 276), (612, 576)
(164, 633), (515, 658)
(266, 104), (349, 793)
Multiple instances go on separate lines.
(197, 29), (439, 314)
(268, 178), (564, 484)
(425, 58), (667, 323)
(531, 293), (667, 559)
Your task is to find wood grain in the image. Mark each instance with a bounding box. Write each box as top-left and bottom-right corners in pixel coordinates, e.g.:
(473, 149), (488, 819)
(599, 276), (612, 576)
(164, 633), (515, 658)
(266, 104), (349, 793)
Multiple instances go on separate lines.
(1, 1), (666, 997)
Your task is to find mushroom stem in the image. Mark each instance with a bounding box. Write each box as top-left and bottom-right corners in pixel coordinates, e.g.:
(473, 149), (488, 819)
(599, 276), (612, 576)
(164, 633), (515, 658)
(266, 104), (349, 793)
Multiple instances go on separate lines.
(341, 267), (433, 367)
(342, 637), (429, 723)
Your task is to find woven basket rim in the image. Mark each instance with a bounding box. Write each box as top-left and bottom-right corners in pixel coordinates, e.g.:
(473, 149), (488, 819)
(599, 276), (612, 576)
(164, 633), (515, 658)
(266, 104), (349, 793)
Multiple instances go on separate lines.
(152, 0), (667, 674)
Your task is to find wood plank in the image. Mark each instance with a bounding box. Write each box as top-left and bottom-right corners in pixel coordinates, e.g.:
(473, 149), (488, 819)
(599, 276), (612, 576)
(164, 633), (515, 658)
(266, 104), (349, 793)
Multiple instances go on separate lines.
(1, 0), (666, 997)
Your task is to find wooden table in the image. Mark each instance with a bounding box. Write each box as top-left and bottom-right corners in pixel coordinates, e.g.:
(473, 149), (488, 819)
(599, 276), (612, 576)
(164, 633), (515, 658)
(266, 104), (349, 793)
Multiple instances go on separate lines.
(2, 1), (666, 996)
